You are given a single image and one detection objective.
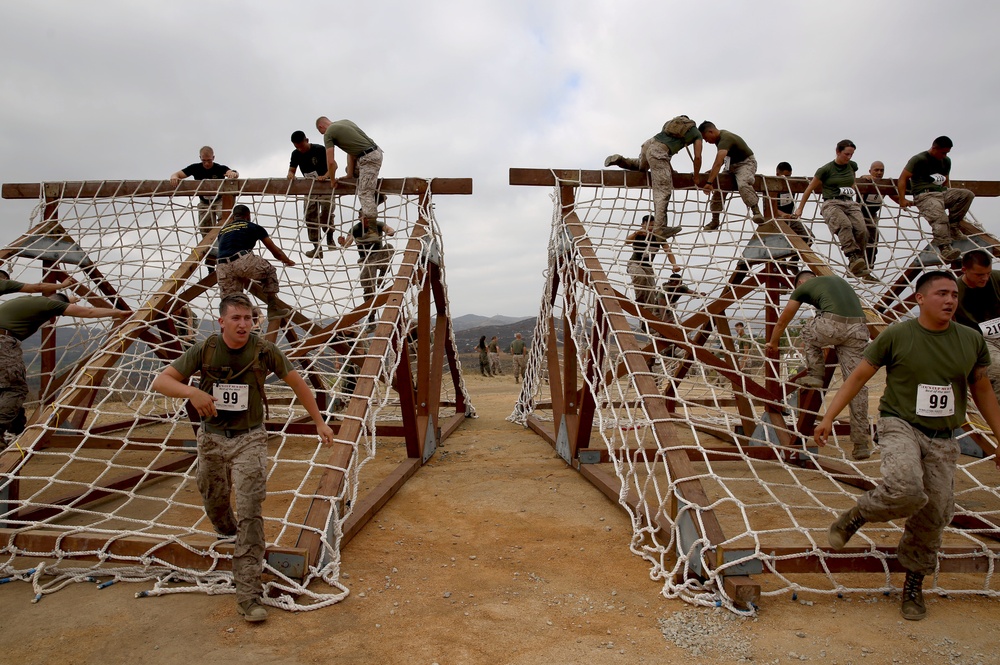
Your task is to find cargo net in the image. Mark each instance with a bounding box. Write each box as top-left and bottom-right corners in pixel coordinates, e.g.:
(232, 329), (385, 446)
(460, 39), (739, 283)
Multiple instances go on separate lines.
(0, 180), (472, 610)
(510, 173), (1000, 613)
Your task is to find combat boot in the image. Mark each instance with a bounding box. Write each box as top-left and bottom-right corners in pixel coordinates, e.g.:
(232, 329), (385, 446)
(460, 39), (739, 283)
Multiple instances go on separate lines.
(901, 571), (927, 621)
(237, 598), (269, 623)
(829, 505), (866, 549)
(937, 244), (961, 262)
(604, 154), (624, 168)
(851, 442), (872, 461)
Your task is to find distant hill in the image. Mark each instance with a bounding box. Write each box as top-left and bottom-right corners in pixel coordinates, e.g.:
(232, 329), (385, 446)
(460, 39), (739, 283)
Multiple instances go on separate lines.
(453, 317), (540, 353)
(451, 314), (534, 332)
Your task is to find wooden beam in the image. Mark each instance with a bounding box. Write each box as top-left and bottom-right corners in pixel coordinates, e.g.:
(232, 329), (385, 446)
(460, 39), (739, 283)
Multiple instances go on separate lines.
(2, 177), (473, 200)
(340, 458), (421, 549)
(764, 546), (999, 574)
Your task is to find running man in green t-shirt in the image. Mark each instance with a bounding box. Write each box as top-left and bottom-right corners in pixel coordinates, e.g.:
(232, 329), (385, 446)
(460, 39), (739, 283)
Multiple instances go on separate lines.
(897, 136), (974, 263)
(766, 271), (872, 459)
(815, 270), (1000, 621)
(795, 139), (874, 280)
(697, 122), (765, 230)
(0, 292), (128, 444)
(151, 293), (335, 624)
(604, 115), (704, 241)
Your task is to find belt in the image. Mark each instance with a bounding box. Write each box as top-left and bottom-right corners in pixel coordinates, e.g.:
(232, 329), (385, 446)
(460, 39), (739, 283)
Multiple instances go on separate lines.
(202, 423), (262, 438)
(216, 249), (250, 264)
(910, 422), (955, 440)
(820, 312), (866, 324)
(357, 145), (379, 158)
(825, 195), (854, 201)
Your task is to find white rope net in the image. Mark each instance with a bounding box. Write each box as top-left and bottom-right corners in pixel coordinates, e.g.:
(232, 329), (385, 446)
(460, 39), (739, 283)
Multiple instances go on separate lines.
(0, 180), (472, 610)
(510, 172), (1000, 613)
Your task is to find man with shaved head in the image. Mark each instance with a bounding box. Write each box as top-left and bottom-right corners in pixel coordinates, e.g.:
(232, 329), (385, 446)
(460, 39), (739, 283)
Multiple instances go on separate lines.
(315, 117), (383, 227)
(856, 161), (887, 269)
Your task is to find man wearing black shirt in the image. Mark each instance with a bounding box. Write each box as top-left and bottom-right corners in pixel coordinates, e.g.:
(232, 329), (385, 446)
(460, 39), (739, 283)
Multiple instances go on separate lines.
(286, 131), (333, 259)
(215, 205), (295, 324)
(170, 146), (240, 236)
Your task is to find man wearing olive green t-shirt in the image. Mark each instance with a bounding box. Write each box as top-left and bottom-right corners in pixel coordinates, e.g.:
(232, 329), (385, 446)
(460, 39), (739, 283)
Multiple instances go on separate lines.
(766, 271), (872, 460)
(510, 333), (527, 383)
(315, 116), (382, 225)
(697, 122), (765, 230)
(151, 293), (335, 624)
(0, 292), (128, 443)
(815, 270), (1000, 621)
(897, 136), (973, 263)
(604, 115), (704, 241)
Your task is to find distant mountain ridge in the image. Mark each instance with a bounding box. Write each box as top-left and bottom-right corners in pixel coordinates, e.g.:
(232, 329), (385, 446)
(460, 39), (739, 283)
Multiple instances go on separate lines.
(451, 314), (534, 332)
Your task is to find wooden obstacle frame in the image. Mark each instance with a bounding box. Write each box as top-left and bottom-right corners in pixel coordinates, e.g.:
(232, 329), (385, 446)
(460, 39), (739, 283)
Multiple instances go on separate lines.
(510, 167), (1000, 609)
(0, 176), (472, 583)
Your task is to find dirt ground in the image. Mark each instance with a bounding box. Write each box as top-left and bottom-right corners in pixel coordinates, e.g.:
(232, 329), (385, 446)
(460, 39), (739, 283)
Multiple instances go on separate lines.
(5, 373), (1000, 665)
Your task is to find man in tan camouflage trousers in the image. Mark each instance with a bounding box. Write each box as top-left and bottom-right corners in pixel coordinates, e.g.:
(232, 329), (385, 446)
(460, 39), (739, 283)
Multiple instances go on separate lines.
(767, 270), (872, 460)
(816, 271), (1000, 622)
(604, 116), (704, 241)
(152, 294), (334, 623)
(510, 333), (527, 383)
(215, 204), (295, 324)
(316, 117), (383, 225)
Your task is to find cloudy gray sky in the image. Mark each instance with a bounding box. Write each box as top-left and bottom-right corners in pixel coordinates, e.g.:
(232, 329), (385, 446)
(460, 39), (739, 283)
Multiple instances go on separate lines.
(1, 1), (998, 317)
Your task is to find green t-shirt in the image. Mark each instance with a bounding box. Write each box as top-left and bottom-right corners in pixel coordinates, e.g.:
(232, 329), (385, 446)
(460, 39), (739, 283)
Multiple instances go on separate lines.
(0, 296), (70, 340)
(956, 270), (1000, 330)
(652, 125), (702, 156)
(323, 119), (378, 157)
(905, 151), (950, 196)
(171, 333), (294, 430)
(717, 130), (753, 164)
(815, 160), (858, 200)
(790, 275), (864, 317)
(0, 279), (25, 296)
(510, 339), (525, 355)
(864, 319), (989, 431)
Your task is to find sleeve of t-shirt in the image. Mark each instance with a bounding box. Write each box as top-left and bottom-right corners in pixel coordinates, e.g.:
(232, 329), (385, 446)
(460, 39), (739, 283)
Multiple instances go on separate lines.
(863, 326), (894, 368)
(685, 127), (702, 145)
(904, 154), (920, 173)
(323, 128), (336, 149)
(251, 223), (269, 241)
(718, 134), (735, 152)
(171, 340), (206, 379)
(264, 343), (295, 379)
(289, 151), (299, 170)
(0, 280), (25, 295)
(814, 164), (827, 182)
(974, 334), (990, 369)
(181, 163), (199, 177)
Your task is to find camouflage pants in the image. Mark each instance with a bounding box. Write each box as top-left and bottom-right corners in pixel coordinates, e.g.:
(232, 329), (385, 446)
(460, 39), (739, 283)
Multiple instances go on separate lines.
(627, 259), (663, 319)
(857, 417), (959, 576)
(198, 200), (222, 237)
(217, 253), (280, 298)
(358, 247), (392, 301)
(617, 138), (674, 237)
(709, 155), (760, 214)
(800, 315), (870, 446)
(357, 148), (384, 222)
(489, 352), (503, 374)
(304, 195), (334, 247)
(513, 355), (526, 382)
(0, 336), (27, 433)
(196, 426), (268, 604)
(986, 338), (1000, 405)
(914, 189), (975, 247)
(820, 199), (867, 258)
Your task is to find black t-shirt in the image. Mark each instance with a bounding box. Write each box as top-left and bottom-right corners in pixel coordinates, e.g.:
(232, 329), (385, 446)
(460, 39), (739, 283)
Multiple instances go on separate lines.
(218, 219), (268, 259)
(182, 162), (231, 204)
(629, 232), (661, 265)
(289, 145), (328, 178)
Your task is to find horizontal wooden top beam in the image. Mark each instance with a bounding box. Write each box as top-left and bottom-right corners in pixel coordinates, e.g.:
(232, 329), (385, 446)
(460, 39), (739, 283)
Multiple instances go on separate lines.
(2, 177), (473, 200)
(509, 168), (1000, 197)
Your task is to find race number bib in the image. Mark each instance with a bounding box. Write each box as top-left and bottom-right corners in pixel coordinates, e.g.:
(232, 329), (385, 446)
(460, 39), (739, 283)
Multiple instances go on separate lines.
(931, 173), (946, 186)
(865, 193), (882, 204)
(302, 170), (319, 180)
(839, 187), (855, 197)
(723, 156), (731, 170)
(915, 384), (954, 418)
(980, 317), (1000, 339)
(213, 383), (249, 412)
(778, 192), (793, 206)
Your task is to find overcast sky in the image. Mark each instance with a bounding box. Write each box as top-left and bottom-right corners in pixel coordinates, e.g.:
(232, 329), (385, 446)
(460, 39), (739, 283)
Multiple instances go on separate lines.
(1, 1), (998, 317)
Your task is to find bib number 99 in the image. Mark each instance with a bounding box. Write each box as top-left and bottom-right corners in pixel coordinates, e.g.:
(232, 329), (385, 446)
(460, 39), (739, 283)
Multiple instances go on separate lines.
(213, 383), (249, 412)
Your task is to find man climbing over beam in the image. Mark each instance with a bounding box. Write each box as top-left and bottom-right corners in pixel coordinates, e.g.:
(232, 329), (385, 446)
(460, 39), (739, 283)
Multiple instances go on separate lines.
(815, 270), (1000, 621)
(955, 249), (1000, 404)
(766, 270), (872, 460)
(315, 117), (383, 228)
(604, 115), (704, 241)
(169, 146), (240, 236)
(697, 122), (765, 230)
(0, 291), (128, 444)
(151, 293), (335, 623)
(897, 136), (974, 264)
(287, 130), (334, 259)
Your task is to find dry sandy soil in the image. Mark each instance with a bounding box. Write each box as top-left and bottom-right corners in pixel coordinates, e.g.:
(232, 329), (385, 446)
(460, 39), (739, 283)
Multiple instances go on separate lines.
(5, 373), (1000, 665)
